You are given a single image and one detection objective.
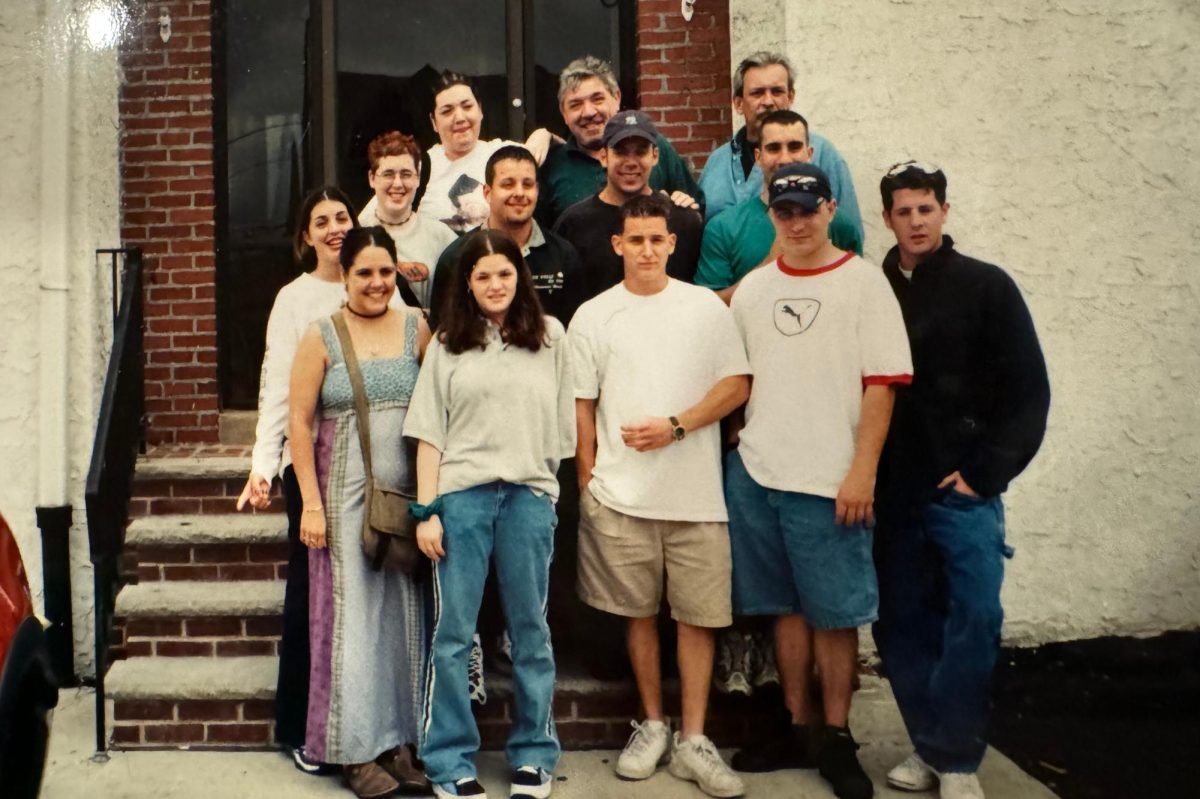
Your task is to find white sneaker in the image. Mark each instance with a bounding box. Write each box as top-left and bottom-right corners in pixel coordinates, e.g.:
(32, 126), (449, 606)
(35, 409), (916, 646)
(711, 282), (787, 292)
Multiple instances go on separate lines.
(668, 733), (746, 798)
(888, 752), (938, 791)
(940, 772), (985, 799)
(615, 719), (671, 779)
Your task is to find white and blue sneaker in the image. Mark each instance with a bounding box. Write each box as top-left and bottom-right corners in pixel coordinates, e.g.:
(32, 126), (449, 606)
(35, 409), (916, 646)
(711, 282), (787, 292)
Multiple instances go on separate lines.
(433, 776), (488, 798)
(510, 765), (553, 798)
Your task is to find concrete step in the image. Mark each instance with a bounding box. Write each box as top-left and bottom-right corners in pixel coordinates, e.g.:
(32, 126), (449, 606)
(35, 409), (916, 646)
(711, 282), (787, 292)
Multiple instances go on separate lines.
(112, 581), (285, 659)
(107, 656), (277, 749)
(116, 580), (284, 617)
(126, 514), (289, 583)
(131, 454), (283, 517)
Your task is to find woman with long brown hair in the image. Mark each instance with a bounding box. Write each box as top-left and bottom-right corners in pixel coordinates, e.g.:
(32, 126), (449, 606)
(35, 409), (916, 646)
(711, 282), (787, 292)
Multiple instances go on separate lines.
(404, 230), (574, 799)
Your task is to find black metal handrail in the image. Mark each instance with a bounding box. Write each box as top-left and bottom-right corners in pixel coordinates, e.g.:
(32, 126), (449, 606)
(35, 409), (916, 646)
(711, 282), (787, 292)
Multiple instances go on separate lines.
(84, 247), (145, 755)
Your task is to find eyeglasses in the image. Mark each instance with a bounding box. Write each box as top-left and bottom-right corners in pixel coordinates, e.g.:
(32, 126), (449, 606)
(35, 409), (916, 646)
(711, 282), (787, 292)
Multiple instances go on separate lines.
(886, 160), (941, 177)
(376, 169), (418, 183)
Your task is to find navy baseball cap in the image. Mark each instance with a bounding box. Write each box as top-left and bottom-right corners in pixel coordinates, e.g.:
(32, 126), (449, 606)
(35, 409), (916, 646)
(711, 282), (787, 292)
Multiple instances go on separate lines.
(768, 163), (833, 211)
(603, 110), (659, 149)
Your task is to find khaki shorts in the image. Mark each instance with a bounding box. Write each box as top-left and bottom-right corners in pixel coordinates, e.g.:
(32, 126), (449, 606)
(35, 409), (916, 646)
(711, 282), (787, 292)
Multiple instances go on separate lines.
(576, 488), (732, 628)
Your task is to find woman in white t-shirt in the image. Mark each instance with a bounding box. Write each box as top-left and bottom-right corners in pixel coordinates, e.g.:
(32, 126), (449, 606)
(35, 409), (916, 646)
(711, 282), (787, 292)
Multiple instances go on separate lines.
(361, 70), (555, 234)
(358, 130), (458, 311)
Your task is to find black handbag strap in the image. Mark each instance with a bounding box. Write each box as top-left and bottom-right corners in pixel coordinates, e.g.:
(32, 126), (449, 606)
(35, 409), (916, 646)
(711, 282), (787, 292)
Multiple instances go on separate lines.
(331, 311), (392, 571)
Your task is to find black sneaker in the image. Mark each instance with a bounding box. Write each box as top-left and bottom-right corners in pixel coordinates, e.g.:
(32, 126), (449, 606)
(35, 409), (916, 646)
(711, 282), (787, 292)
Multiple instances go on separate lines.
(288, 745), (340, 776)
(730, 721), (814, 772)
(816, 726), (874, 799)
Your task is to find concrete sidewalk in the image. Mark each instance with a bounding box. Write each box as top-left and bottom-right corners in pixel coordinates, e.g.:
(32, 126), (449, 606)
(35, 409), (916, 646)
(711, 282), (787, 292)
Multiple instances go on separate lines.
(41, 678), (1056, 798)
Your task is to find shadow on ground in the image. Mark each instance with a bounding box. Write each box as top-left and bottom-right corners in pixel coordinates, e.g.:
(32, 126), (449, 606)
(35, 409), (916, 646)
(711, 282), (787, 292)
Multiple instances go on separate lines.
(989, 630), (1200, 799)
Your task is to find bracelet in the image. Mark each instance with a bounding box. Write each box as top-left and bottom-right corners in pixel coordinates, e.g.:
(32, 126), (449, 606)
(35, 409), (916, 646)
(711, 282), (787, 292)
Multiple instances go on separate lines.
(303, 506), (323, 513)
(409, 496), (443, 522)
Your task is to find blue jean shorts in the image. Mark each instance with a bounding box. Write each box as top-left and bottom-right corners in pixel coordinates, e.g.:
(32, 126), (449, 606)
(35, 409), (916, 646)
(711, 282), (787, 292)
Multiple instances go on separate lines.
(725, 449), (878, 629)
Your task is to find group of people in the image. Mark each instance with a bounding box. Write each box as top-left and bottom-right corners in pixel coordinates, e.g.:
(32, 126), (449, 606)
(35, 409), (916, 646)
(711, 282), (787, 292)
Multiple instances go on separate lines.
(236, 51), (1050, 799)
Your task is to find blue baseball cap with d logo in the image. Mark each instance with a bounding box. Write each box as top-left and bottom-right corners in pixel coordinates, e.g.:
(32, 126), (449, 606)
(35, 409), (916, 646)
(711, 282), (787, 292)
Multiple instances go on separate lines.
(768, 162), (833, 211)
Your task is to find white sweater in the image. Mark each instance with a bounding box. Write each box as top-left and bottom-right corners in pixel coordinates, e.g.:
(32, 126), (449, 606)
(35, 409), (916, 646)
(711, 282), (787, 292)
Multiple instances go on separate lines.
(249, 271), (403, 480)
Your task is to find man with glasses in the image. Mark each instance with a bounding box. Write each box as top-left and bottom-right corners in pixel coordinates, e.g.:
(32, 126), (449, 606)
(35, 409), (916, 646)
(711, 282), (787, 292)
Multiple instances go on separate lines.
(873, 162), (1049, 799)
(361, 130), (458, 310)
(698, 51), (863, 238)
(538, 55), (703, 226)
(726, 163), (911, 799)
(696, 109), (863, 305)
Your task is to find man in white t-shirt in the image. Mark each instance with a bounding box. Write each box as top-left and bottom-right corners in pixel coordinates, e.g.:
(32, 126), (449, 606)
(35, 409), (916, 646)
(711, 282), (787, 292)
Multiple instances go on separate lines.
(727, 163), (912, 799)
(359, 130), (458, 310)
(569, 193), (750, 799)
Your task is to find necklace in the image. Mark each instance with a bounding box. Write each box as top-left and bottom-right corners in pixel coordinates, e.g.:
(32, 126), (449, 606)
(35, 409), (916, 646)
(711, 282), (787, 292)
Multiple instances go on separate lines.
(344, 307), (388, 357)
(375, 208), (413, 227)
(345, 303), (387, 319)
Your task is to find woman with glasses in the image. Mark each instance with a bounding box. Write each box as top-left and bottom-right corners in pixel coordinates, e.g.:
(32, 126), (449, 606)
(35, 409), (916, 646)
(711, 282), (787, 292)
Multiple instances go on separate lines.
(360, 130), (458, 311)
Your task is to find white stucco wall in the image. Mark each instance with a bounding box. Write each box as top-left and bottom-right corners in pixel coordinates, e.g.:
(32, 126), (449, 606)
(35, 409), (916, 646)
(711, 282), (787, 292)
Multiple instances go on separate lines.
(0, 0), (121, 675)
(731, 0), (1200, 644)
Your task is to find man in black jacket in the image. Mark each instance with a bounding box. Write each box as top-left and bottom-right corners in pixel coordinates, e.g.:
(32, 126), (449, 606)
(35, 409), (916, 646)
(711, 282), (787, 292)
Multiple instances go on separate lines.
(429, 145), (586, 330)
(873, 162), (1050, 799)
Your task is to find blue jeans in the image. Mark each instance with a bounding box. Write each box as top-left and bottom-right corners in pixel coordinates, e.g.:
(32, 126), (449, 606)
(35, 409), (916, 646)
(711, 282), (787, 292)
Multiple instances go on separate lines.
(420, 482), (559, 783)
(873, 489), (1013, 773)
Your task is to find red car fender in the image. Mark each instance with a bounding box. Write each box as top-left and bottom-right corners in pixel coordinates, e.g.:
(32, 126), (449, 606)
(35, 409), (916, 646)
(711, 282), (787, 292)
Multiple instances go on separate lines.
(0, 514), (34, 673)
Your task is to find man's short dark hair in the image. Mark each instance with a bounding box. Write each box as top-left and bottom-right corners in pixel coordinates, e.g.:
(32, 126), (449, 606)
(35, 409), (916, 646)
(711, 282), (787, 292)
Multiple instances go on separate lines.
(758, 109), (809, 140)
(880, 161), (948, 212)
(485, 145), (538, 185)
(619, 193), (673, 232)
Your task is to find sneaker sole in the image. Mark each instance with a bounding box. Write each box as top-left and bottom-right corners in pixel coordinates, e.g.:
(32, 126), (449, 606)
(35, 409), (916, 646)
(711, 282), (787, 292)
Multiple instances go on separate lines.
(668, 759), (745, 798)
(886, 774), (938, 792)
(615, 752), (670, 780)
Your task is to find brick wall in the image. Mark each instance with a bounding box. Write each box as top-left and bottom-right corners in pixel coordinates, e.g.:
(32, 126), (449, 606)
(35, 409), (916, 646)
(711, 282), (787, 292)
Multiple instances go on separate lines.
(120, 0), (219, 445)
(636, 0), (733, 175)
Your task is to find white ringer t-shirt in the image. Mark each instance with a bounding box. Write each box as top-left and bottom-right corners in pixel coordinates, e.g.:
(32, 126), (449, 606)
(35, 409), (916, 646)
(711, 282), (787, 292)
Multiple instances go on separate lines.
(731, 253), (913, 499)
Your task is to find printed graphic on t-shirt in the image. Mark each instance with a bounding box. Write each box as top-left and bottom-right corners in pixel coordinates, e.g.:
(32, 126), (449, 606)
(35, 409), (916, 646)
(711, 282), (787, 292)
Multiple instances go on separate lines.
(442, 174), (489, 232)
(531, 271), (565, 295)
(773, 299), (820, 335)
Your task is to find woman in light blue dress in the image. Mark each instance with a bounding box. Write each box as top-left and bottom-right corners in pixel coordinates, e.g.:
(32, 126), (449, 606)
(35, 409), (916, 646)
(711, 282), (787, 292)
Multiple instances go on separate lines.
(289, 226), (432, 798)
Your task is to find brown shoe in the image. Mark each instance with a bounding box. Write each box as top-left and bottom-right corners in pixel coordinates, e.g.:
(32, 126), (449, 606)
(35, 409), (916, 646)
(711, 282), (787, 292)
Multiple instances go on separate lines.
(376, 744), (432, 793)
(344, 761), (399, 798)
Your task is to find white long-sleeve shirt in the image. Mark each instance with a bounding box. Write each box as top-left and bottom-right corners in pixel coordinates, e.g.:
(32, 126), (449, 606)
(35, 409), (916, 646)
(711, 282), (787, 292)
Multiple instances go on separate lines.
(249, 272), (404, 480)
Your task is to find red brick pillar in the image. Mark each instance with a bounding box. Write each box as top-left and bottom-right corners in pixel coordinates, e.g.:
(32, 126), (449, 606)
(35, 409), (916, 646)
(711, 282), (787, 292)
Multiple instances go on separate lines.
(636, 0), (732, 175)
(119, 1), (219, 445)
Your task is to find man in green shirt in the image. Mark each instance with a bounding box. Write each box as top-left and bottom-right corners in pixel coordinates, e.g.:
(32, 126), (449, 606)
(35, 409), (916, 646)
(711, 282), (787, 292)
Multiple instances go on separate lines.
(695, 109), (863, 304)
(537, 55), (703, 226)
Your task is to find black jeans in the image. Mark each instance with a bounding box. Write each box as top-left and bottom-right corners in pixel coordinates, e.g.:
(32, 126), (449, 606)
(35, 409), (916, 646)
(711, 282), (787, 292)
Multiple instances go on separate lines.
(274, 466), (310, 748)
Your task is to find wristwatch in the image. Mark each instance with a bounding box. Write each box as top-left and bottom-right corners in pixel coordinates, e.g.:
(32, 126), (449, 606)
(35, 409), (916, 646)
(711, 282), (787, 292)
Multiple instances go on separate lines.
(669, 415), (686, 442)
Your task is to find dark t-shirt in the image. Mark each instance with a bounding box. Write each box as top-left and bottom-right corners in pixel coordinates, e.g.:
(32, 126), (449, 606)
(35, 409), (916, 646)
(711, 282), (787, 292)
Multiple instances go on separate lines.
(552, 193), (703, 300)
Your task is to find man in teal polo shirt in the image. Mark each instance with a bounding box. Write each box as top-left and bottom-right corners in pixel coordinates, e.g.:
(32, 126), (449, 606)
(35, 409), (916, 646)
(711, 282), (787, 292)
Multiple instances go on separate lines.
(696, 109), (863, 303)
(537, 55), (703, 226)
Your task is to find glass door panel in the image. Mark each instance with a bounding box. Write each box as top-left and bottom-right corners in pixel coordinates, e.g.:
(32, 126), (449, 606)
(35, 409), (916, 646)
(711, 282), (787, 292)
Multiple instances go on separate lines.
(218, 0), (309, 408)
(334, 0), (509, 213)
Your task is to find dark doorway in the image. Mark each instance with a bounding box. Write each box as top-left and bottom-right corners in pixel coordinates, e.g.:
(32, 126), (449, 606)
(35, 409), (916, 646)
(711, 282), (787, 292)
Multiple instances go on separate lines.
(215, 0), (634, 409)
